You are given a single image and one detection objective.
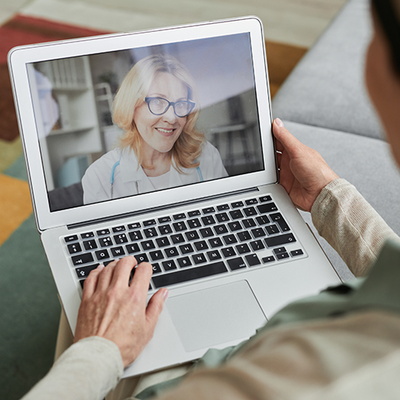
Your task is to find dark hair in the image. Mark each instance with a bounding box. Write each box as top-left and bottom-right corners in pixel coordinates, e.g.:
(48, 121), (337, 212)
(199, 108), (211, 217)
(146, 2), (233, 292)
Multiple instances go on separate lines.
(372, 0), (400, 74)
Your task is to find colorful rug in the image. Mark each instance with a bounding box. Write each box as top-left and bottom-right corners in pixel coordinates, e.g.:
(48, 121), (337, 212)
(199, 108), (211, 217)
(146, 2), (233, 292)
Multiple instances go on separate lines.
(0, 14), (306, 400)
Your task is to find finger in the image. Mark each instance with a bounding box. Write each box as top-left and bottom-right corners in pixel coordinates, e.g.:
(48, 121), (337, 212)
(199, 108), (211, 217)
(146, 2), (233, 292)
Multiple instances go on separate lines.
(129, 263), (153, 305)
(95, 261), (117, 292)
(81, 264), (104, 299)
(272, 118), (304, 158)
(146, 288), (169, 328)
(111, 256), (137, 287)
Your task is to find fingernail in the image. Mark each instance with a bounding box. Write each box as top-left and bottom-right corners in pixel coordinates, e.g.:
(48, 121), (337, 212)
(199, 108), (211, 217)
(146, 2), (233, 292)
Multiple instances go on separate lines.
(275, 118), (284, 127)
(162, 289), (170, 301)
(97, 264), (105, 270)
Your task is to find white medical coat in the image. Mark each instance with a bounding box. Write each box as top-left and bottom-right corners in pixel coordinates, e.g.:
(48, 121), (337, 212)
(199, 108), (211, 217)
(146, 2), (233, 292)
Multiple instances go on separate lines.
(82, 141), (228, 204)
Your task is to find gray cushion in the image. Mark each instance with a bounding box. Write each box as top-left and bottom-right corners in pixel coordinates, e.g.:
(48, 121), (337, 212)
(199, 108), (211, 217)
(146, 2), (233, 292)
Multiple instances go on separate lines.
(283, 121), (400, 280)
(272, 0), (384, 141)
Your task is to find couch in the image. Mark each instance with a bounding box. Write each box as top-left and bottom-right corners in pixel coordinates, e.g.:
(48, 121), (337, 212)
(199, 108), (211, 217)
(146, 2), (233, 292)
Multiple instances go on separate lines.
(272, 0), (400, 281)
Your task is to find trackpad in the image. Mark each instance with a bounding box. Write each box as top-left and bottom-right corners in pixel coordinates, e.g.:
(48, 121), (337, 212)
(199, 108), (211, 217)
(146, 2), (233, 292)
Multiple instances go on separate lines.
(166, 280), (267, 352)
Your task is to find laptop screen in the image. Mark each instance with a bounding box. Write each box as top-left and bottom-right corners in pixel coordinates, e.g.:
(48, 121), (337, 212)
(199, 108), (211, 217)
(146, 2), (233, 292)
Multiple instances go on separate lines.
(27, 32), (265, 213)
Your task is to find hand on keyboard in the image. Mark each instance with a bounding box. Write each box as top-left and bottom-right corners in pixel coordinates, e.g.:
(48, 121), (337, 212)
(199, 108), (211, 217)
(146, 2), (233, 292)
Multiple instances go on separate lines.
(74, 256), (169, 367)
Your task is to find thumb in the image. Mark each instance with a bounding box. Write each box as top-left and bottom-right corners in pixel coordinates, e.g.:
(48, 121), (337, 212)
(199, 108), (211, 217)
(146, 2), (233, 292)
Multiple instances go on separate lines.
(146, 288), (169, 328)
(273, 118), (303, 158)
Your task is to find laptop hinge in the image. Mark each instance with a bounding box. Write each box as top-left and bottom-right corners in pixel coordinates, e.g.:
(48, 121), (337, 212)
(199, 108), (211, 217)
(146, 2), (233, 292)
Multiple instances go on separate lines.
(67, 187), (259, 230)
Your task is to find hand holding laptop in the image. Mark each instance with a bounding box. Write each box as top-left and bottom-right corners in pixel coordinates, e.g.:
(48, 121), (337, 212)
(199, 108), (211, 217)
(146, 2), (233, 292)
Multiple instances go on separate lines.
(273, 118), (339, 212)
(74, 257), (169, 367)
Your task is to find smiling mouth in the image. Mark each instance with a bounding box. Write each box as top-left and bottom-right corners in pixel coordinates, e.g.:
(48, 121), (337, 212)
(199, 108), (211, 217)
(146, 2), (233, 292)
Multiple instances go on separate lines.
(156, 127), (176, 136)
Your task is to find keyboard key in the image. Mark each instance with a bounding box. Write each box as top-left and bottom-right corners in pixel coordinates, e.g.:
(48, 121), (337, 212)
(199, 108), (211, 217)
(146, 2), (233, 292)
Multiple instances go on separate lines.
(179, 244), (194, 254)
(143, 219), (156, 226)
(202, 207), (215, 214)
(185, 231), (200, 241)
(152, 263), (162, 274)
(273, 247), (287, 255)
(256, 215), (270, 225)
(173, 213), (186, 220)
(97, 229), (110, 236)
(165, 247), (179, 257)
(227, 257), (246, 270)
(72, 253), (94, 265)
(158, 216), (171, 224)
(156, 237), (170, 247)
(276, 252), (290, 260)
(251, 228), (266, 238)
(217, 204), (229, 211)
(257, 203), (278, 214)
(262, 255), (275, 263)
(135, 253), (149, 263)
(171, 234), (185, 244)
(200, 227), (214, 238)
(291, 249), (304, 257)
(237, 231), (251, 242)
(246, 254), (261, 267)
(188, 210), (201, 217)
(192, 253), (207, 265)
(201, 215), (216, 226)
(259, 195), (272, 202)
(67, 243), (82, 254)
(270, 213), (290, 232)
(126, 243), (140, 254)
(209, 238), (223, 248)
(228, 221), (242, 232)
(99, 237), (113, 247)
(250, 240), (265, 251)
(222, 247), (236, 258)
(266, 225), (280, 235)
(216, 212), (230, 223)
(245, 198), (258, 205)
(129, 231), (143, 241)
(194, 241), (208, 251)
(144, 227), (158, 238)
(231, 201), (244, 208)
(229, 210), (244, 220)
(173, 221), (187, 232)
(114, 233), (128, 244)
(112, 226), (125, 233)
(236, 243), (251, 254)
(243, 207), (257, 217)
(187, 218), (201, 229)
(207, 250), (221, 261)
(162, 260), (177, 271)
(243, 218), (256, 228)
(95, 250), (110, 261)
(214, 224), (228, 235)
(152, 262), (228, 288)
(222, 234), (237, 245)
(159, 225), (173, 235)
(141, 240), (155, 251)
(150, 250), (164, 261)
(83, 240), (98, 251)
(111, 247), (125, 257)
(265, 233), (296, 248)
(128, 222), (141, 229)
(75, 264), (98, 278)
(177, 257), (192, 268)
(65, 235), (78, 243)
(81, 232), (94, 239)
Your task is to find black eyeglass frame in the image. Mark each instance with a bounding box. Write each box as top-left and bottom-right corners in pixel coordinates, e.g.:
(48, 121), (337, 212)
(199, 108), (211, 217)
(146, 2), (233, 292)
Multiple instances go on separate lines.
(144, 97), (196, 118)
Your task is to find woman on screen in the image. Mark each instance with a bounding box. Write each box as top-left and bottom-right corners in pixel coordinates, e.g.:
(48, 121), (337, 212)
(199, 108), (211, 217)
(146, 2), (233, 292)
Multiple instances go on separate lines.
(82, 54), (227, 204)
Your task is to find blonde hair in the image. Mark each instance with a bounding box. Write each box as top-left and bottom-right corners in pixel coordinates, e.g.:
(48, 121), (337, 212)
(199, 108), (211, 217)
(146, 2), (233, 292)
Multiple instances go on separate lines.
(113, 54), (205, 172)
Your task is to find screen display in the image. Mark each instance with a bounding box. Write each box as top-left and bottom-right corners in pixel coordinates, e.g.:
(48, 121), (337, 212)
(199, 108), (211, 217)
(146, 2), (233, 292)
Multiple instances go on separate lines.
(27, 33), (264, 212)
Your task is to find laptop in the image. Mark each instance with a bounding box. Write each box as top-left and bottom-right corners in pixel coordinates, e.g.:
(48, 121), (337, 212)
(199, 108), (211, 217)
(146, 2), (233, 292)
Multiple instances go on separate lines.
(8, 16), (340, 377)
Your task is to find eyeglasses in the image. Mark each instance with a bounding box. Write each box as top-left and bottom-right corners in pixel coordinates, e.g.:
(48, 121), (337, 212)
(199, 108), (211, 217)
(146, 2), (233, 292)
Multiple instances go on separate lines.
(145, 97), (195, 118)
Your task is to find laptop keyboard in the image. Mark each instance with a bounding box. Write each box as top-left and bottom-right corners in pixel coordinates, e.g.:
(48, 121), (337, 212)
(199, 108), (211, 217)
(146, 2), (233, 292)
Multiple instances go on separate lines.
(64, 194), (305, 291)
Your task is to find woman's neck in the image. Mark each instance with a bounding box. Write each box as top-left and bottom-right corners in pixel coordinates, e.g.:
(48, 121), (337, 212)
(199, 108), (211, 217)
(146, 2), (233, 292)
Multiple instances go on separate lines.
(141, 144), (172, 177)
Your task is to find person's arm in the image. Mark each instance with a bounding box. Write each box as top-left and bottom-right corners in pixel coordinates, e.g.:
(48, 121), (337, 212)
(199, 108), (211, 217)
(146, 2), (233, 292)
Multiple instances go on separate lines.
(273, 118), (399, 276)
(22, 258), (168, 400)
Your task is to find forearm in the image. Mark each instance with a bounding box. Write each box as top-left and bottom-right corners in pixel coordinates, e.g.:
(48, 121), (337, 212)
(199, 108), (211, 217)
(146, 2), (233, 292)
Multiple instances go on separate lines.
(311, 179), (400, 277)
(22, 337), (123, 400)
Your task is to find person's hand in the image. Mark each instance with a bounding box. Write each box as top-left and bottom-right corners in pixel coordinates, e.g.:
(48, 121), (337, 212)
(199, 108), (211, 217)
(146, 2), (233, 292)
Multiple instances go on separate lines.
(273, 118), (339, 212)
(74, 256), (169, 367)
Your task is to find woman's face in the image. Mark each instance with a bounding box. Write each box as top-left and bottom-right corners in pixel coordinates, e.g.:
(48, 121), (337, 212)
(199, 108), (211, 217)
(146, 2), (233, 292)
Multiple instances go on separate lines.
(365, 10), (400, 167)
(133, 72), (188, 155)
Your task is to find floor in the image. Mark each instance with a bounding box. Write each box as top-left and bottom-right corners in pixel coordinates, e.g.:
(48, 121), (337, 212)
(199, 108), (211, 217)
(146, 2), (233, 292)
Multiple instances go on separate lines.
(0, 0), (347, 47)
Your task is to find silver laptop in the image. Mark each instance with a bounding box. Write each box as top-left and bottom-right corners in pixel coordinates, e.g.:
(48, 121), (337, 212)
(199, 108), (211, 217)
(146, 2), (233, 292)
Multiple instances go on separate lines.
(8, 16), (340, 377)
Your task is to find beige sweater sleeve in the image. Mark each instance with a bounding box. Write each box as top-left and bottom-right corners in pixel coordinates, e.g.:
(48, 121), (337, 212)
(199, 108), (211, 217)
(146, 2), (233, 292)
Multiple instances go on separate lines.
(311, 179), (400, 277)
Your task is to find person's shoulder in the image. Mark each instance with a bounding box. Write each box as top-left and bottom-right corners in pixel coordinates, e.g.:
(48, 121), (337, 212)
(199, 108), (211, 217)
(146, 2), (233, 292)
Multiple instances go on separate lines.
(200, 141), (219, 158)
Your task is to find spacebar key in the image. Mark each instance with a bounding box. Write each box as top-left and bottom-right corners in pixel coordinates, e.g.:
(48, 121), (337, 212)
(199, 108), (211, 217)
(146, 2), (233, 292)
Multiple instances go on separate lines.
(153, 262), (228, 288)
